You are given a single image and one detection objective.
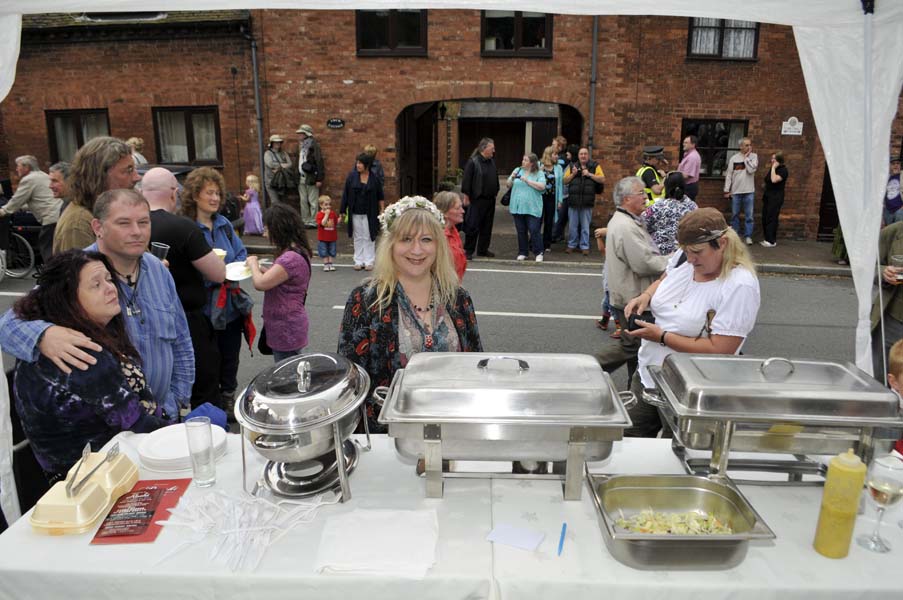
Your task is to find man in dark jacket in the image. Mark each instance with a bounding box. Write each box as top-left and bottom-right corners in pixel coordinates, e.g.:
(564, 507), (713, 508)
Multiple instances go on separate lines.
(461, 138), (500, 259)
(296, 124), (325, 228)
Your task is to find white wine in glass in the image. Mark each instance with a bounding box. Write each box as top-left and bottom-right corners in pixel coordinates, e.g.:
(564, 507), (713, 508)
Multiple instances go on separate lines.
(857, 455), (903, 553)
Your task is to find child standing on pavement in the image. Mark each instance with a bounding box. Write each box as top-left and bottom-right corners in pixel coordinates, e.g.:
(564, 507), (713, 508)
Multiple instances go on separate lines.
(316, 195), (338, 272)
(241, 174), (264, 235)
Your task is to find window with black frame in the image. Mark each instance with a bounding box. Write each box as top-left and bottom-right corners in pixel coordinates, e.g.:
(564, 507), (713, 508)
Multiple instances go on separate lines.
(680, 119), (749, 178)
(45, 109), (110, 163)
(687, 18), (759, 60)
(356, 10), (427, 56)
(152, 106), (222, 165)
(481, 11), (552, 57)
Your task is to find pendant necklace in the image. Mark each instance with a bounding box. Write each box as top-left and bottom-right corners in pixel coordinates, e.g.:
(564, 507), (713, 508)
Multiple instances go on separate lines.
(672, 275), (694, 310)
(412, 286), (438, 349)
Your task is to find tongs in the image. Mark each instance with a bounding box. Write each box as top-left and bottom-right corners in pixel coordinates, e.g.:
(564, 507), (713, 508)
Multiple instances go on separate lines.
(66, 442), (92, 497)
(70, 443), (121, 497)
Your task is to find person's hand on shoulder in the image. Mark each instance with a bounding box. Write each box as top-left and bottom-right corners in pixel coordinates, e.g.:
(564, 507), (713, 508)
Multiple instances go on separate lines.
(39, 326), (102, 373)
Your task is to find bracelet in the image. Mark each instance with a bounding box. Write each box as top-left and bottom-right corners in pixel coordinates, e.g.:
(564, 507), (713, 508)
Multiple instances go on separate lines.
(659, 331), (668, 347)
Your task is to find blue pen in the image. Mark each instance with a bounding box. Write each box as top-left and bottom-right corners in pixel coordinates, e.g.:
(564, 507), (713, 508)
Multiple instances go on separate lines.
(557, 522), (567, 556)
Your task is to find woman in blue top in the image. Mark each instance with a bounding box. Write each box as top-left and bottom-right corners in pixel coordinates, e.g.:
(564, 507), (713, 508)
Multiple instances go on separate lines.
(180, 167), (249, 410)
(506, 153), (547, 262)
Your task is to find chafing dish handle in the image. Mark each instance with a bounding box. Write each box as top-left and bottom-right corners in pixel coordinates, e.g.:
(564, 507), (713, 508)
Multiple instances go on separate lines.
(618, 390), (638, 409)
(477, 356), (530, 372)
(253, 436), (299, 451)
(372, 386), (389, 408)
(760, 357), (795, 378)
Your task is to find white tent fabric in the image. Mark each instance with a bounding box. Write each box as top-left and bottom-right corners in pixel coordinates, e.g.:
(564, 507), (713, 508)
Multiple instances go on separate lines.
(0, 0), (901, 369)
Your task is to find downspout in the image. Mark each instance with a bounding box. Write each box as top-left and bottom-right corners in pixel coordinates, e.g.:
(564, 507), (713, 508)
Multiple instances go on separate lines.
(243, 21), (267, 208)
(586, 16), (599, 151)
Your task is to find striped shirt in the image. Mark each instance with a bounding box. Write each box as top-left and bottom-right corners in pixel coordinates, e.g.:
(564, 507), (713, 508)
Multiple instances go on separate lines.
(0, 250), (194, 419)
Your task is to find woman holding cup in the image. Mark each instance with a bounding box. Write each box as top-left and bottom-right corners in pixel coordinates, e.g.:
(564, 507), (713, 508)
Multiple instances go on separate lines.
(870, 219), (903, 379)
(180, 168), (249, 413)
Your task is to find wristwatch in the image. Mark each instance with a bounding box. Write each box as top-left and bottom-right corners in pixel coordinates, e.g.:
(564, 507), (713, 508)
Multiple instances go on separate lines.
(659, 331), (668, 347)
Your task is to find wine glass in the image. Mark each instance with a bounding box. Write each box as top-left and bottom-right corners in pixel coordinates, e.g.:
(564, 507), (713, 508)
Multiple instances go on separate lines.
(857, 455), (903, 553)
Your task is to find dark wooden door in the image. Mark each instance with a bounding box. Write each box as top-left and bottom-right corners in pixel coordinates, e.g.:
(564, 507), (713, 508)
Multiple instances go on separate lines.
(458, 119), (525, 174)
(817, 163), (838, 241)
(531, 119), (557, 158)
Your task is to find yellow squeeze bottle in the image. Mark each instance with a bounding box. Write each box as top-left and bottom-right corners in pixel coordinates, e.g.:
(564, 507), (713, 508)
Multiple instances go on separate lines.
(813, 448), (866, 558)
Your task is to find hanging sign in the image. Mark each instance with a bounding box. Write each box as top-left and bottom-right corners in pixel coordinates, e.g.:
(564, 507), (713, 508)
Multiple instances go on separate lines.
(781, 116), (803, 136)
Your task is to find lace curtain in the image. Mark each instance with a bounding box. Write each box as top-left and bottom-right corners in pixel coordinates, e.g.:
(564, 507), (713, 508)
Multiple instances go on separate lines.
(691, 18), (755, 58)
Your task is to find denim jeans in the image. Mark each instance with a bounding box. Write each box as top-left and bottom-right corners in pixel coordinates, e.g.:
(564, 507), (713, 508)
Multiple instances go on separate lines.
(513, 213), (543, 256)
(274, 348), (302, 363)
(884, 207), (903, 226)
(731, 192), (755, 238)
(567, 207), (592, 250)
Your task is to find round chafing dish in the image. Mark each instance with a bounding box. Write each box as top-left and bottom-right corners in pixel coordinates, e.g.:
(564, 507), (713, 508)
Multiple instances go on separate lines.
(235, 352), (370, 500)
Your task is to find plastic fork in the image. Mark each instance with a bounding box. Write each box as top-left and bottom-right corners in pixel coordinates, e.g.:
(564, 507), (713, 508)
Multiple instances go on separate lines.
(66, 442), (92, 497)
(71, 443), (120, 496)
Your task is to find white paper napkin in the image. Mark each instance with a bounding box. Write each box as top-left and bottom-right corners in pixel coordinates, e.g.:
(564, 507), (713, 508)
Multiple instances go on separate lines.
(314, 509), (438, 577)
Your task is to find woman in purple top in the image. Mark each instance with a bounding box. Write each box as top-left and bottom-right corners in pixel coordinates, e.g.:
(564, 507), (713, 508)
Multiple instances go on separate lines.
(247, 204), (313, 362)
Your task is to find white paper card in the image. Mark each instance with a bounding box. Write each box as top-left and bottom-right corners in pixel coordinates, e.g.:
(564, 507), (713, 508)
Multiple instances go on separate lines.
(486, 523), (545, 551)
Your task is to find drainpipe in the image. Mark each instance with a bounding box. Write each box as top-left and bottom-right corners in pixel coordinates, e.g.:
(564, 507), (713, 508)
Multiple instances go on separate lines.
(587, 16), (599, 151)
(243, 22), (267, 208)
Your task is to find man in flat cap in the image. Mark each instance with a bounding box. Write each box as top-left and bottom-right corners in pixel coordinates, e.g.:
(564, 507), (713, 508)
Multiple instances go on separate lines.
(636, 146), (668, 205)
(264, 134), (292, 204)
(296, 124), (325, 228)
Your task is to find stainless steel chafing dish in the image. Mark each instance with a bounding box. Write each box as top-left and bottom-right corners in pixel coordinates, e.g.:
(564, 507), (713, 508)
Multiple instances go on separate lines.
(647, 354), (903, 482)
(376, 353), (633, 500)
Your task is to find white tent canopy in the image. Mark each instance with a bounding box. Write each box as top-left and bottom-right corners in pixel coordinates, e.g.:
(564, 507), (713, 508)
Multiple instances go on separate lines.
(0, 0), (901, 370)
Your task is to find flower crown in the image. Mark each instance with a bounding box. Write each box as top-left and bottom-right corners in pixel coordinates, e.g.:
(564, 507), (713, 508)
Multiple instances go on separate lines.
(378, 196), (446, 232)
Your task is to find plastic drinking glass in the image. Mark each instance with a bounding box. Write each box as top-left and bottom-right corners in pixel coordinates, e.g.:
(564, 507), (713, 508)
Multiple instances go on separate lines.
(184, 416), (216, 487)
(150, 242), (170, 261)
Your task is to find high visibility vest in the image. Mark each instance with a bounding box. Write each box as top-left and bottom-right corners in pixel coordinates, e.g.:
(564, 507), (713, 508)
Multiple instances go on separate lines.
(636, 165), (664, 206)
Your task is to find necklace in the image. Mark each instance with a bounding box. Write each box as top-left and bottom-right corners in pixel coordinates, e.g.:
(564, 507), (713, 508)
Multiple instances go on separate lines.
(410, 299), (435, 313)
(115, 262), (140, 288)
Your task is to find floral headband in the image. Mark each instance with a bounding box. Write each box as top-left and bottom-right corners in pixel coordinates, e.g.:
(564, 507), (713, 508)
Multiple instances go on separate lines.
(378, 196), (446, 232)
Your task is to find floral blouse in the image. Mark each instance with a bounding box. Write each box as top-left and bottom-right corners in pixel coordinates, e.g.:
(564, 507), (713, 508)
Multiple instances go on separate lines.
(14, 348), (168, 478)
(338, 283), (483, 433)
(643, 196), (699, 255)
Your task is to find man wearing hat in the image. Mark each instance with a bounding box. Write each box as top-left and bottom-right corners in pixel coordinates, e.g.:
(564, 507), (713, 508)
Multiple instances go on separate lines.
(264, 134), (292, 204)
(636, 146), (668, 205)
(296, 124), (325, 228)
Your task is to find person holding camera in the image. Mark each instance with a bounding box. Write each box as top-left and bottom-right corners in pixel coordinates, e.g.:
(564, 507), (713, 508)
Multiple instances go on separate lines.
(595, 177), (668, 391)
(563, 147), (605, 255)
(623, 208), (760, 437)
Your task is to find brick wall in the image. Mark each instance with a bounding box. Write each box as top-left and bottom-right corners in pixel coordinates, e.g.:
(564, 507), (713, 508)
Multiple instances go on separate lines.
(2, 10), (901, 239)
(0, 28), (258, 192)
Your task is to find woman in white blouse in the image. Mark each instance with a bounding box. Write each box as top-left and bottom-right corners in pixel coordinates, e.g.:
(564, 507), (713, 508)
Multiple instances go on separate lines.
(623, 207), (760, 437)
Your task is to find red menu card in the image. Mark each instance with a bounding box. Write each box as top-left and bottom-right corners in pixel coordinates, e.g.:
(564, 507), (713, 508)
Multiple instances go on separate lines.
(91, 478), (191, 545)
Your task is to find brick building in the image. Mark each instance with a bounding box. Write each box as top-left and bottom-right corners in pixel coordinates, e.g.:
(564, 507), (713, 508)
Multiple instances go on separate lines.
(2, 9), (902, 240)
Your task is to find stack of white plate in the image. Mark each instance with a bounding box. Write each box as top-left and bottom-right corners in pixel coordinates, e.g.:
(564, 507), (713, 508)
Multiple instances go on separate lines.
(138, 423), (228, 472)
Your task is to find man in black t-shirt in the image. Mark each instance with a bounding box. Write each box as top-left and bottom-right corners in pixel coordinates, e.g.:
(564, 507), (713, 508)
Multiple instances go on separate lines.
(143, 168), (226, 409)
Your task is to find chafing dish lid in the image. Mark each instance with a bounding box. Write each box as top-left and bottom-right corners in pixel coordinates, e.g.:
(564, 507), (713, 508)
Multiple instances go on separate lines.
(652, 354), (901, 421)
(238, 352), (367, 432)
(380, 353), (628, 425)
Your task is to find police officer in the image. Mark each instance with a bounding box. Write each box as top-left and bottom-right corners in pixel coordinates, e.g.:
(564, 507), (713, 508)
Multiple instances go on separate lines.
(636, 146), (668, 205)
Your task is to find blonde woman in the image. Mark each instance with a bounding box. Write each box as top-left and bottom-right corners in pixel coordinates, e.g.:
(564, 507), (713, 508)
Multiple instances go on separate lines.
(338, 196), (483, 432)
(624, 208), (760, 437)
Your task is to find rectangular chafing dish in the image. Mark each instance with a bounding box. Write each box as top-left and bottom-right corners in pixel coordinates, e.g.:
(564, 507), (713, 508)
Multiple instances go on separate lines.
(377, 353), (633, 500)
(586, 473), (775, 570)
(647, 354), (903, 480)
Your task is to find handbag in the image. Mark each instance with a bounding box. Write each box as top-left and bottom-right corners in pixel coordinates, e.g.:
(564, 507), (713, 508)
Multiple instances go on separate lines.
(500, 188), (512, 207)
(257, 325), (273, 355)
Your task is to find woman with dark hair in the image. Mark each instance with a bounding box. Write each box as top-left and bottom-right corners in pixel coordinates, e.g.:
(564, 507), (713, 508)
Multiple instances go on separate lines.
(247, 204), (313, 362)
(13, 250), (169, 482)
(760, 152), (789, 248)
(341, 152), (385, 271)
(180, 167), (249, 410)
(642, 171), (698, 255)
(507, 153), (547, 261)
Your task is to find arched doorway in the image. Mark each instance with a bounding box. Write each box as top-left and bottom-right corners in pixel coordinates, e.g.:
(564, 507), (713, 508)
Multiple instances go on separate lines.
(395, 99), (584, 198)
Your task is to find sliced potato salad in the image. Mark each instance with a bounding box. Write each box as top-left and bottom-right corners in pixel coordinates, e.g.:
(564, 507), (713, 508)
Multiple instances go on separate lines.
(615, 509), (733, 535)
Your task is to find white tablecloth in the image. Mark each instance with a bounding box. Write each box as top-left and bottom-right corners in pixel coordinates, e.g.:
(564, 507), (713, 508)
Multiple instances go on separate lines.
(0, 435), (900, 600)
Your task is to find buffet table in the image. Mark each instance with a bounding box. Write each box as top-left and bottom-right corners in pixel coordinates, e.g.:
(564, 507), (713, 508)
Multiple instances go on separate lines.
(0, 434), (900, 600)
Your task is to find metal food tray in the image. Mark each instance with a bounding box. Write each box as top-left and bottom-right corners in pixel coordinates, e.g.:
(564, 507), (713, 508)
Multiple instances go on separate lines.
(586, 472), (775, 570)
(377, 353), (633, 500)
(646, 357), (903, 481)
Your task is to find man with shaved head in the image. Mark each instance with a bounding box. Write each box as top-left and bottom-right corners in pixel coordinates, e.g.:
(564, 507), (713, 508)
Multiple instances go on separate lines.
(144, 167), (226, 409)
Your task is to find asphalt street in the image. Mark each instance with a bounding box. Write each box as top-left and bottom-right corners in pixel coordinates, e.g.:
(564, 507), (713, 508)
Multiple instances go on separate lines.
(0, 262), (860, 395)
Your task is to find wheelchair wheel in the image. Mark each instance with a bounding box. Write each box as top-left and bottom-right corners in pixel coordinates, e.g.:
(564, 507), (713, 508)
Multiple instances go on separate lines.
(5, 232), (35, 278)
